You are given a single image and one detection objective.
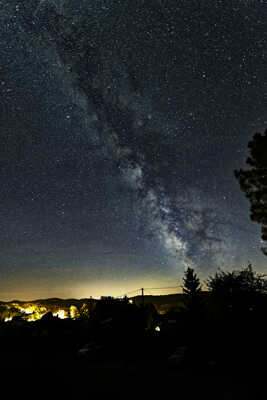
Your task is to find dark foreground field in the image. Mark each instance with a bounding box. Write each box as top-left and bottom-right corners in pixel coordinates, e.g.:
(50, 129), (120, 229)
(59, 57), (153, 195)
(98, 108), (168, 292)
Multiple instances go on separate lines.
(0, 336), (265, 400)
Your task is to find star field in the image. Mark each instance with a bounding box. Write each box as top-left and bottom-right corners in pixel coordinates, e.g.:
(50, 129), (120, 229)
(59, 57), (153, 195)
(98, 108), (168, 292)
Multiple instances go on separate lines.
(0, 0), (266, 299)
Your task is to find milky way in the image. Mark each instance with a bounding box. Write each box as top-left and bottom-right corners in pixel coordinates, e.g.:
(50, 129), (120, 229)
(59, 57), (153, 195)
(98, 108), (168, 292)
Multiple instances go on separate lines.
(0, 0), (266, 299)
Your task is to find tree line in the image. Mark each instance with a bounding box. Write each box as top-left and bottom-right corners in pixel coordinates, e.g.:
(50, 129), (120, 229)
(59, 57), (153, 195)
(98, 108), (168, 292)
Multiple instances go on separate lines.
(182, 264), (267, 317)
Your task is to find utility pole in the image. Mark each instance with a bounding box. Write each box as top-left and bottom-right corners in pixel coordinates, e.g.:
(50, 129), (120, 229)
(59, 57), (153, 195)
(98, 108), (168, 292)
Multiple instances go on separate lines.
(141, 288), (145, 333)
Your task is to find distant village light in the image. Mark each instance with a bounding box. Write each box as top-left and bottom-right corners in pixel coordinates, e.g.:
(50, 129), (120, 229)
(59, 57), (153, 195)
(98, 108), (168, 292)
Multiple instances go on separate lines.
(23, 308), (33, 314)
(53, 309), (67, 319)
(70, 305), (79, 319)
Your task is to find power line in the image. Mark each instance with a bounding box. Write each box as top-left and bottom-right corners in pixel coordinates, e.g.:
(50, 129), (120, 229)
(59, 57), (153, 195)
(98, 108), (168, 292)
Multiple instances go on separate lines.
(116, 289), (141, 298)
(143, 286), (178, 291)
(116, 285), (179, 298)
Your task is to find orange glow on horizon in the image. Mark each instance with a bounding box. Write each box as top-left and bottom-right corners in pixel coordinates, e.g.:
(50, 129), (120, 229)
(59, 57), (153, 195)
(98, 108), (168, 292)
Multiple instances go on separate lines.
(0, 276), (185, 302)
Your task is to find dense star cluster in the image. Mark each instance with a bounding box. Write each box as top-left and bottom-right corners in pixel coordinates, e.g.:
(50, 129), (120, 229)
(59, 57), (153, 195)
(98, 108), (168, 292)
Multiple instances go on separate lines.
(0, 0), (266, 299)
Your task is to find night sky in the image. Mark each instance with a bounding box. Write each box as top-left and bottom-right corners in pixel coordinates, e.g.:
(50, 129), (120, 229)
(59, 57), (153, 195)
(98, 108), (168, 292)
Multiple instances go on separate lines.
(0, 0), (266, 300)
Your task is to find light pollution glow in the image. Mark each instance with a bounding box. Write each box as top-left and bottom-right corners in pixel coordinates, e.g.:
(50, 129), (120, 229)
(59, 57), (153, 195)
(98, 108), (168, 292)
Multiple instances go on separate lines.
(0, 277), (182, 302)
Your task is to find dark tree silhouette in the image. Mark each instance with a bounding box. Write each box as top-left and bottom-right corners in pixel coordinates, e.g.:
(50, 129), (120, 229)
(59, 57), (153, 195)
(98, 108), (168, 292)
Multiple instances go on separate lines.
(235, 129), (267, 254)
(182, 267), (201, 296)
(182, 267), (202, 314)
(206, 264), (267, 315)
(204, 265), (267, 385)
